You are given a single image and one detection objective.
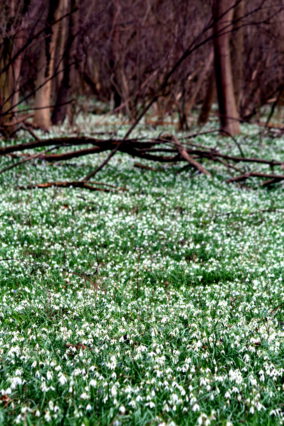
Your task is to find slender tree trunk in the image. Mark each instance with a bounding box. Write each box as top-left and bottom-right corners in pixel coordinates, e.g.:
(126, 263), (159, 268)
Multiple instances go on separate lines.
(231, 0), (244, 109)
(187, 50), (214, 118)
(213, 0), (240, 136)
(0, 39), (13, 125)
(0, 1), (17, 135)
(276, 9), (284, 119)
(33, 0), (62, 130)
(179, 50), (214, 129)
(54, 0), (68, 94)
(0, 0), (32, 136)
(198, 69), (216, 126)
(10, 30), (26, 110)
(52, 0), (78, 125)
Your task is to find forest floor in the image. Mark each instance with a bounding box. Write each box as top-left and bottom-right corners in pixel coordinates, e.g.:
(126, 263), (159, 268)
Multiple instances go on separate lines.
(0, 116), (283, 425)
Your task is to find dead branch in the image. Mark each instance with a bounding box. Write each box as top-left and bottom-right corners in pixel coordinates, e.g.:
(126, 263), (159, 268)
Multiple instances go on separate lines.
(172, 136), (211, 176)
(0, 137), (156, 156)
(0, 135), (282, 167)
(227, 172), (284, 183)
(261, 178), (283, 187)
(134, 162), (161, 171)
(18, 181), (127, 192)
(0, 148), (57, 175)
(0, 133), (283, 187)
(37, 147), (106, 162)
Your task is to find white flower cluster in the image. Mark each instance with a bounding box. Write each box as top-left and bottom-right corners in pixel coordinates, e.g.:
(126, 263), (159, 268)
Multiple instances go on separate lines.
(0, 121), (283, 424)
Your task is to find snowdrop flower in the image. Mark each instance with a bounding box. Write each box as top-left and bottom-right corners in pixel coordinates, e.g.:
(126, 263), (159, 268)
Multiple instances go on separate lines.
(58, 374), (67, 385)
(80, 392), (89, 400)
(192, 403), (200, 412)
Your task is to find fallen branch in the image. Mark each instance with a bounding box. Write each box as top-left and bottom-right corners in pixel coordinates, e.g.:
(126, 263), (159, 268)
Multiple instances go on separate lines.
(134, 162), (160, 171)
(0, 133), (283, 187)
(0, 135), (282, 167)
(262, 178), (284, 187)
(18, 181), (128, 192)
(0, 147), (57, 175)
(172, 136), (211, 176)
(227, 172), (284, 184)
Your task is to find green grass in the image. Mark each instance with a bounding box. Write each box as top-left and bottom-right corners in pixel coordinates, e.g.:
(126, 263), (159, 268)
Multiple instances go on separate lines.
(0, 119), (283, 425)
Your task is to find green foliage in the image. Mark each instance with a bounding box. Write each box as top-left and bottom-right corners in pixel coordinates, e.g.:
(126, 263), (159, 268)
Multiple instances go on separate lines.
(0, 121), (283, 424)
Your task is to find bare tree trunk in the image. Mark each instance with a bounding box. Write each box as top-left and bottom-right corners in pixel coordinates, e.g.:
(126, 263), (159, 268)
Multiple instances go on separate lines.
(52, 0), (78, 125)
(0, 39), (13, 127)
(10, 44), (22, 110)
(187, 50), (214, 118)
(213, 0), (240, 136)
(178, 50), (214, 129)
(231, 0), (244, 109)
(0, 0), (17, 134)
(198, 69), (216, 126)
(33, 0), (62, 130)
(54, 0), (68, 94)
(276, 9), (284, 119)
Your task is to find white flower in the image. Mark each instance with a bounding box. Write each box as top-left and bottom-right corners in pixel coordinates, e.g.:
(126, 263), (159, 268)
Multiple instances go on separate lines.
(111, 385), (117, 397)
(119, 406), (126, 414)
(44, 411), (52, 422)
(146, 401), (155, 408)
(197, 413), (210, 426)
(46, 371), (53, 381)
(10, 377), (23, 389)
(41, 382), (48, 392)
(80, 392), (89, 400)
(15, 415), (23, 424)
(58, 374), (67, 385)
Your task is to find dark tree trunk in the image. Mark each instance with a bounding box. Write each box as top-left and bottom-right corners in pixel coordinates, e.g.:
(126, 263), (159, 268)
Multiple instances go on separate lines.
(213, 0), (240, 136)
(33, 0), (62, 130)
(231, 0), (244, 109)
(52, 0), (78, 125)
(198, 69), (215, 126)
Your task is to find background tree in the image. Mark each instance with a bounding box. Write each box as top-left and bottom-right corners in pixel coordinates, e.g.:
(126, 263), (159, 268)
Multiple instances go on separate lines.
(52, 0), (79, 125)
(212, 0), (240, 136)
(33, 0), (63, 130)
(0, 0), (284, 136)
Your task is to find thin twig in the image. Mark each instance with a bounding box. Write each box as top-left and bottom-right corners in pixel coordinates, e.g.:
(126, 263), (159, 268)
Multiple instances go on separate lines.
(0, 147), (57, 175)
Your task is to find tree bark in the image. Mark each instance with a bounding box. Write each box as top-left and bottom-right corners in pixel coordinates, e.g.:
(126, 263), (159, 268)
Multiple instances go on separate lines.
(33, 0), (62, 130)
(0, 0), (30, 136)
(213, 0), (240, 136)
(0, 1), (15, 132)
(231, 0), (244, 109)
(178, 51), (214, 130)
(52, 0), (78, 125)
(0, 39), (14, 130)
(198, 69), (215, 126)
